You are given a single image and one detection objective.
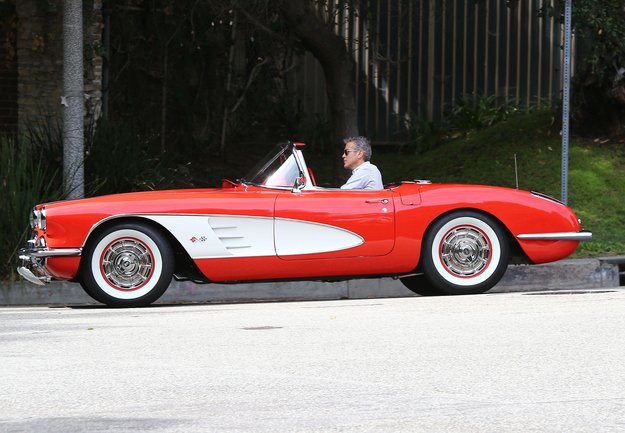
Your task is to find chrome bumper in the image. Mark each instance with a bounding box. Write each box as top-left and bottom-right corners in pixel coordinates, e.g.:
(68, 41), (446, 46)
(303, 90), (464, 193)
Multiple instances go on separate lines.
(17, 247), (82, 285)
(516, 230), (593, 241)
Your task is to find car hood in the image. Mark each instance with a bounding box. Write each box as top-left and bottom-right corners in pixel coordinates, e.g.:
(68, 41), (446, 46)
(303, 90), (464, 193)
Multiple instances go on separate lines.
(41, 186), (283, 218)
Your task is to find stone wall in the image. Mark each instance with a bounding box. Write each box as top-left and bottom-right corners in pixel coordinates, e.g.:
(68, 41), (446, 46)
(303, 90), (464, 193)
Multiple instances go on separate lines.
(0, 0), (102, 135)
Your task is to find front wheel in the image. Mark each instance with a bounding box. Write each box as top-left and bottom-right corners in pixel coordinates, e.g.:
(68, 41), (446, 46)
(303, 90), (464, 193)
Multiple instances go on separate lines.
(418, 211), (509, 295)
(80, 222), (174, 307)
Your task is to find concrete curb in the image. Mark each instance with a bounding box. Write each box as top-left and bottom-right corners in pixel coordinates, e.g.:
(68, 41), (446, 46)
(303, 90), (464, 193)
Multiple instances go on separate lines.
(1, 257), (623, 306)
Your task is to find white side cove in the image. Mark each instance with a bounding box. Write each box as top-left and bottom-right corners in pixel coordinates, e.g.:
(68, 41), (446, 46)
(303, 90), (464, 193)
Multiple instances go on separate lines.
(140, 214), (363, 259)
(274, 218), (363, 256)
(143, 215), (274, 258)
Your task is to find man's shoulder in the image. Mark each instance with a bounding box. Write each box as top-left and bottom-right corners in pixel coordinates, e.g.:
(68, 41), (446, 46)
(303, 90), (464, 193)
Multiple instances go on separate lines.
(365, 161), (381, 172)
(360, 161), (377, 169)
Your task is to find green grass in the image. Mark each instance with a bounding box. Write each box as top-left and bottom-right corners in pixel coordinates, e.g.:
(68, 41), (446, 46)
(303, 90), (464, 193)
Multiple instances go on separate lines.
(373, 110), (625, 257)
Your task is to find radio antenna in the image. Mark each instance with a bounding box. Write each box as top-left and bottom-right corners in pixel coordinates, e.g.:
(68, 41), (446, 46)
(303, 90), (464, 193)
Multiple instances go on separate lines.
(514, 154), (519, 189)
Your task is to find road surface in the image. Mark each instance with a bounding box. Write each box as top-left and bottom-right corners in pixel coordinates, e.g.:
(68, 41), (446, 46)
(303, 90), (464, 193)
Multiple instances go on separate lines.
(2, 289), (625, 432)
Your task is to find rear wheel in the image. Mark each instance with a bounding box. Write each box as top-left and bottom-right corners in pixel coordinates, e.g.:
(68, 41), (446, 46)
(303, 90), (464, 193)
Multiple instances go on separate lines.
(415, 211), (509, 295)
(80, 222), (174, 307)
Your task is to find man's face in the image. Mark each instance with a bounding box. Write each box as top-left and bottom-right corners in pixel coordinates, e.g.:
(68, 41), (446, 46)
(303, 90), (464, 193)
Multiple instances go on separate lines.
(342, 141), (363, 170)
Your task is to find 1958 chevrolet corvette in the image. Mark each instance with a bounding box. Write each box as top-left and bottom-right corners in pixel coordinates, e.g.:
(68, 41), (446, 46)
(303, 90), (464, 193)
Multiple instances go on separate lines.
(18, 141), (591, 307)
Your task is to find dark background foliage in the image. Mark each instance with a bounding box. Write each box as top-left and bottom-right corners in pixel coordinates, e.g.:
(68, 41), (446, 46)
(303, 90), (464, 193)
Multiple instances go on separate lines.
(104, 0), (330, 187)
(542, 0), (625, 134)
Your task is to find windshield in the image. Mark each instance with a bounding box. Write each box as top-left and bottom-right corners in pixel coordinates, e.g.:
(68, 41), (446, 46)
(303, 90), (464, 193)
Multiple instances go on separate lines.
(241, 142), (302, 188)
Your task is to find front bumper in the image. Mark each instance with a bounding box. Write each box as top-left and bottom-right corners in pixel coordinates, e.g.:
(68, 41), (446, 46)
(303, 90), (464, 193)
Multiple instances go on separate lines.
(17, 246), (82, 285)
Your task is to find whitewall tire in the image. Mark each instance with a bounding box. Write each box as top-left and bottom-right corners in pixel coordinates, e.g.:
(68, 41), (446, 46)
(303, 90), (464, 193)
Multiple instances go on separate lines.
(80, 222), (174, 307)
(419, 211), (509, 295)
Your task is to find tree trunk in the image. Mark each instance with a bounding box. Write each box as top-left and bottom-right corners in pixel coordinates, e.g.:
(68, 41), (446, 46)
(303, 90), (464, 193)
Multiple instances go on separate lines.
(280, 0), (358, 142)
(62, 0), (85, 199)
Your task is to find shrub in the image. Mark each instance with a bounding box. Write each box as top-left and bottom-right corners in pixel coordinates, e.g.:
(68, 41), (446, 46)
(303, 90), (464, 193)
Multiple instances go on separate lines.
(85, 118), (161, 195)
(0, 133), (63, 280)
(400, 112), (445, 154)
(450, 94), (520, 133)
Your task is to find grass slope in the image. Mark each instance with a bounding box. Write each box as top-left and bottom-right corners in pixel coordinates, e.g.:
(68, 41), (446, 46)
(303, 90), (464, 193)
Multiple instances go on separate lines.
(374, 110), (625, 256)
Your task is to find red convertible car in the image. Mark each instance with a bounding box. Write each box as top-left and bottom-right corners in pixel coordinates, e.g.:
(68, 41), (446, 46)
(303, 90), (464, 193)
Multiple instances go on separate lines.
(18, 141), (591, 307)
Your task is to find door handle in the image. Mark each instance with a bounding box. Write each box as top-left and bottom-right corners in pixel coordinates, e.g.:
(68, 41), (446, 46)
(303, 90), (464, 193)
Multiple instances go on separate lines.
(365, 198), (389, 204)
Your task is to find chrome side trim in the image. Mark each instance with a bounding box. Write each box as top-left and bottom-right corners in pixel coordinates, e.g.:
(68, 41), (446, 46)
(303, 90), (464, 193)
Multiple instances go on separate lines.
(517, 231), (592, 241)
(530, 191), (564, 205)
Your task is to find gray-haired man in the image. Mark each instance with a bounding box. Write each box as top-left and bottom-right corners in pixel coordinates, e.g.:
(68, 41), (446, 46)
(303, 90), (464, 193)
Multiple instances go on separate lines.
(340, 136), (383, 190)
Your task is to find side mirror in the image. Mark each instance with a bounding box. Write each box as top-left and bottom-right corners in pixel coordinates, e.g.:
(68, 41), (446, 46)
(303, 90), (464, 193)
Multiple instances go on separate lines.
(293, 173), (307, 192)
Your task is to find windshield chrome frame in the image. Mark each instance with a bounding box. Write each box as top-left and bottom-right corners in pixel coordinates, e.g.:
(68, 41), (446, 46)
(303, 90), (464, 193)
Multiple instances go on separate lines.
(241, 142), (315, 191)
(291, 146), (315, 191)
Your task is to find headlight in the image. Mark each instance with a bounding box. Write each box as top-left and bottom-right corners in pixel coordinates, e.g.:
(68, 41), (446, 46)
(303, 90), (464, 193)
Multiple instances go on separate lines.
(30, 206), (47, 231)
(40, 206), (46, 231)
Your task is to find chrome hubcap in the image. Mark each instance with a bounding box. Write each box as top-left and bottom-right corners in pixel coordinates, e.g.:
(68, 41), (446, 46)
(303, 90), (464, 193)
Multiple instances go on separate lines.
(441, 226), (490, 276)
(101, 239), (153, 289)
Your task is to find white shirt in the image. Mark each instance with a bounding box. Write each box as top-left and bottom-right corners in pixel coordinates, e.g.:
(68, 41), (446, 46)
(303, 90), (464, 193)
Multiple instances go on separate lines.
(340, 161), (384, 190)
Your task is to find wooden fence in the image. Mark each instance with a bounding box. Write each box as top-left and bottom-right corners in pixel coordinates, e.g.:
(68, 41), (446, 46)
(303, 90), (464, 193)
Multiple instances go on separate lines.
(290, 0), (574, 141)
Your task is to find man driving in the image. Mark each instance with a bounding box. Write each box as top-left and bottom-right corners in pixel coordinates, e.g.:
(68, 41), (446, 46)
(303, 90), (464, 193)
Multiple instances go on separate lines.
(340, 136), (383, 190)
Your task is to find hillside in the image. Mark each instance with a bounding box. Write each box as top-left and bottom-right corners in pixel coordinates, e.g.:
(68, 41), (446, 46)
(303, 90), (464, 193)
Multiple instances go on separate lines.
(372, 110), (625, 256)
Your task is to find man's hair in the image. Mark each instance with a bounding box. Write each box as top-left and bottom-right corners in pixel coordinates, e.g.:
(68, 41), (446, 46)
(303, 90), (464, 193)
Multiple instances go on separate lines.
(344, 136), (372, 161)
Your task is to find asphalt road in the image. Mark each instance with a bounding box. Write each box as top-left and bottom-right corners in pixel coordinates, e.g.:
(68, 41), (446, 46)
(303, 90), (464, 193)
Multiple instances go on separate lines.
(2, 290), (625, 433)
